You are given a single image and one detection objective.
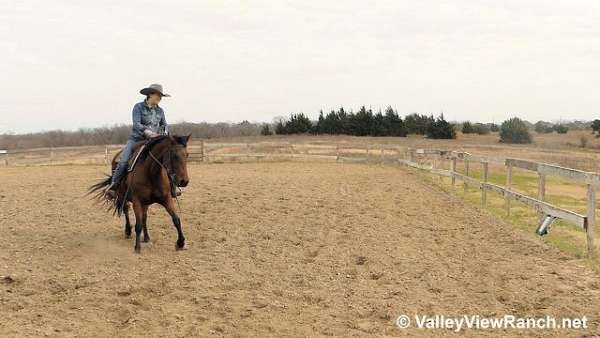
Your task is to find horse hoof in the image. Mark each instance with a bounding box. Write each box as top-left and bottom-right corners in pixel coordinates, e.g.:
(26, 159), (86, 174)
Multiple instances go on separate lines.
(175, 243), (187, 251)
(143, 237), (150, 243)
(125, 234), (132, 239)
(134, 247), (141, 254)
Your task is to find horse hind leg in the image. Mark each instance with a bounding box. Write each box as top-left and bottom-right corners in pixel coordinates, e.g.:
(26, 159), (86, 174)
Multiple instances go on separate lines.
(132, 201), (145, 254)
(123, 203), (132, 238)
(142, 205), (150, 243)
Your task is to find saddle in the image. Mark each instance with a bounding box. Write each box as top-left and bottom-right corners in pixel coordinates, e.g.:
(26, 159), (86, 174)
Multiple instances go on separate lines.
(111, 141), (146, 173)
(111, 138), (163, 173)
(127, 142), (147, 172)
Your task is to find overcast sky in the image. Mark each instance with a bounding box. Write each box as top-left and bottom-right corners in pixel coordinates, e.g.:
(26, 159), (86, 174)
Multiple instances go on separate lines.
(1, 0), (599, 133)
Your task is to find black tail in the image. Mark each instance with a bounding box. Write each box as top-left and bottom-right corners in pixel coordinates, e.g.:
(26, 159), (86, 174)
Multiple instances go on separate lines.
(88, 175), (123, 216)
(89, 175), (112, 196)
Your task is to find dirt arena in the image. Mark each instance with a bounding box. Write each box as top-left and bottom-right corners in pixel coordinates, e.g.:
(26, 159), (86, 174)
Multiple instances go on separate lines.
(1, 162), (600, 337)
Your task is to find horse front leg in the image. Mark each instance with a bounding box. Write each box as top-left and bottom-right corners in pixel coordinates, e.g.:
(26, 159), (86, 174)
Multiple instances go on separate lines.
(132, 200), (145, 254)
(123, 202), (132, 239)
(162, 198), (185, 250)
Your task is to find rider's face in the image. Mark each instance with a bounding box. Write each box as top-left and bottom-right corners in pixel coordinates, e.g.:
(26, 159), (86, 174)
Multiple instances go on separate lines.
(148, 93), (162, 105)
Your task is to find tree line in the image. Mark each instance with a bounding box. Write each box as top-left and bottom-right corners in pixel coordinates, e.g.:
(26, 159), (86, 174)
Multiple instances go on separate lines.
(0, 121), (264, 149)
(269, 106), (457, 139)
(1, 108), (595, 150)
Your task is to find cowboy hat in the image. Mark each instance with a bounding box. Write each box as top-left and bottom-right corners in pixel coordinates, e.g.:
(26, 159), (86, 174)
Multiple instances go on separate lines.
(139, 83), (171, 97)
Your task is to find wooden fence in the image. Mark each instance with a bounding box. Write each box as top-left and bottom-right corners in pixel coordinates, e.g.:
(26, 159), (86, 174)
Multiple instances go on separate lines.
(400, 148), (598, 257)
(185, 140), (401, 163)
(0, 141), (403, 166)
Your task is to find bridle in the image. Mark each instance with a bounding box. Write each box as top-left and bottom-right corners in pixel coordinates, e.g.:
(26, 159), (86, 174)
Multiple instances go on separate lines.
(148, 143), (181, 196)
(147, 141), (185, 212)
(148, 148), (178, 185)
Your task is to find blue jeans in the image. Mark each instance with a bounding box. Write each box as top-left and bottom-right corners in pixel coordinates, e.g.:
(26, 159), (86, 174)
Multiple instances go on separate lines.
(112, 139), (136, 185)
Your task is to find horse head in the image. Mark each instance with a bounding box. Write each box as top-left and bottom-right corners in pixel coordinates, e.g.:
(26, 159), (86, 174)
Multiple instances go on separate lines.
(168, 134), (191, 187)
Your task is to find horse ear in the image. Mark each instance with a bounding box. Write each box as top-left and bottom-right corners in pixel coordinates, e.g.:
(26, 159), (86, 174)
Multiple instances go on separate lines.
(174, 135), (189, 147)
(185, 133), (191, 143)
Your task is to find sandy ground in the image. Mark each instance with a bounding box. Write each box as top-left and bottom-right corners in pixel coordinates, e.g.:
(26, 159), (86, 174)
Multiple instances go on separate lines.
(1, 162), (600, 337)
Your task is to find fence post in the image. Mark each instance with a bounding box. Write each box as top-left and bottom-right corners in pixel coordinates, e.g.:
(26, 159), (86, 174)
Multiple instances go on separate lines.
(336, 145), (340, 162)
(538, 172), (546, 219)
(104, 146), (109, 165)
(505, 162), (513, 216)
(463, 158), (469, 193)
(438, 153), (444, 183)
(451, 157), (457, 193)
(380, 147), (384, 163)
(4, 152), (8, 166)
(537, 173), (546, 201)
(482, 161), (488, 208)
(201, 140), (205, 162)
(586, 183), (597, 257)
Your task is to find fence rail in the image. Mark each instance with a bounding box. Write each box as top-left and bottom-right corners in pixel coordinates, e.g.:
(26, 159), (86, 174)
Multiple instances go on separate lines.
(0, 141), (404, 166)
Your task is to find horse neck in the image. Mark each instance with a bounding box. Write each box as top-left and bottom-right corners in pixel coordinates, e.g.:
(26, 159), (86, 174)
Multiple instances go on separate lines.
(147, 139), (171, 178)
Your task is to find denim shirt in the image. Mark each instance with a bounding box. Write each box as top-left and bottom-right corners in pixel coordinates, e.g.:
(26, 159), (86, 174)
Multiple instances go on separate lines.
(130, 100), (168, 141)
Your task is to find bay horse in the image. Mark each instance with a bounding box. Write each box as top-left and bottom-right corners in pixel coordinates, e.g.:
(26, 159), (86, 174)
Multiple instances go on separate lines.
(90, 135), (191, 253)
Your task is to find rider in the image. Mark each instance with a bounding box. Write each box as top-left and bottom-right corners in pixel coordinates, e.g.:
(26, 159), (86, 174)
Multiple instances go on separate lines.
(105, 83), (170, 197)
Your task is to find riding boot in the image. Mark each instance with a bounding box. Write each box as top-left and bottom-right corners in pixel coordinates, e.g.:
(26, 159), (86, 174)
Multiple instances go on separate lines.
(104, 182), (117, 200)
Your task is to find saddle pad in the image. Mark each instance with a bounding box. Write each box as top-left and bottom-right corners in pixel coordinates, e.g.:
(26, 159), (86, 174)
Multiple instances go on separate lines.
(127, 144), (146, 172)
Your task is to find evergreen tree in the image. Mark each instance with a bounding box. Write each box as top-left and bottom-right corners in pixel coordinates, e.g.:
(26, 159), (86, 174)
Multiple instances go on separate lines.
(285, 113), (313, 134)
(426, 114), (456, 139)
(370, 110), (387, 136)
(348, 106), (374, 136)
(405, 113), (432, 134)
(499, 117), (532, 144)
(313, 110), (325, 134)
(383, 106), (407, 137)
(592, 120), (600, 137)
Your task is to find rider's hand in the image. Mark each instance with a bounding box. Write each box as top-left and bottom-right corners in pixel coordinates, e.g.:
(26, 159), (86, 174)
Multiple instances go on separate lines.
(144, 129), (159, 139)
